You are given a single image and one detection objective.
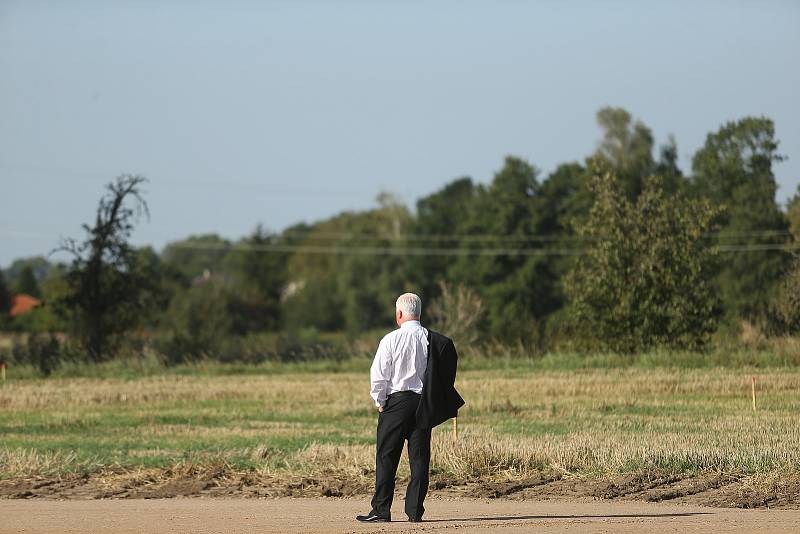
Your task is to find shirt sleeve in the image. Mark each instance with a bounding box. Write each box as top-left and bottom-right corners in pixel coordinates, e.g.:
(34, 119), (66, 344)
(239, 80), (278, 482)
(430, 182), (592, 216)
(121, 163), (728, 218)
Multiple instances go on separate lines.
(370, 336), (392, 407)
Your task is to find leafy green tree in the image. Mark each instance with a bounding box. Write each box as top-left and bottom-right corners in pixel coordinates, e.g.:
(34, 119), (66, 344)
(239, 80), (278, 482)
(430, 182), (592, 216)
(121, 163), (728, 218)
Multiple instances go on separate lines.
(691, 117), (783, 203)
(6, 256), (55, 285)
(594, 107), (655, 200)
(785, 185), (800, 243)
(55, 175), (157, 361)
(410, 177), (477, 300)
(654, 135), (687, 195)
(283, 195), (412, 334)
(161, 234), (232, 283)
(565, 170), (721, 352)
(14, 265), (41, 298)
(283, 273), (341, 332)
(156, 279), (236, 363)
(769, 255), (800, 334)
(5, 257), (53, 287)
(223, 224), (288, 332)
(337, 194), (414, 334)
(130, 246), (178, 331)
(0, 268), (10, 317)
(538, 162), (591, 235)
(12, 264), (70, 333)
(282, 217), (347, 332)
(691, 117), (789, 322)
(536, 162), (594, 316)
(451, 156), (559, 341)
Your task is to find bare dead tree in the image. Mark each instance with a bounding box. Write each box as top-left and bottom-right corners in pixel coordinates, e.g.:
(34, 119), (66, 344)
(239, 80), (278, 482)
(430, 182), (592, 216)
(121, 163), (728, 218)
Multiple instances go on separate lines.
(53, 175), (152, 361)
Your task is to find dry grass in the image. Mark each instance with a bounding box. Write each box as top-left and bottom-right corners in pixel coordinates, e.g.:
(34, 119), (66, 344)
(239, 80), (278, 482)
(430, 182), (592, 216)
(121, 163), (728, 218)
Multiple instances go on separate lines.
(1, 368), (798, 484)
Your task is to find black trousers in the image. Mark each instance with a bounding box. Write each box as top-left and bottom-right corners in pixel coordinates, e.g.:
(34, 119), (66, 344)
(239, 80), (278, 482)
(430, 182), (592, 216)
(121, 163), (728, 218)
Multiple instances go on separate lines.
(369, 391), (432, 520)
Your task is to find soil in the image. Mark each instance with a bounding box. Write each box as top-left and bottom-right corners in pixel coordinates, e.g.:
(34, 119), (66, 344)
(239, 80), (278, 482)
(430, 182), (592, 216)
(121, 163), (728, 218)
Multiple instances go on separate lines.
(4, 469), (799, 509)
(2, 497), (800, 533)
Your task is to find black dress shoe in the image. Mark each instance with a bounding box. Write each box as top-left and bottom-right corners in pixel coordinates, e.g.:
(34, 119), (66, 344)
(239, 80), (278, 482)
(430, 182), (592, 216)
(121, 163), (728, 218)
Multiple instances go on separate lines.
(355, 513), (390, 522)
(407, 516), (423, 522)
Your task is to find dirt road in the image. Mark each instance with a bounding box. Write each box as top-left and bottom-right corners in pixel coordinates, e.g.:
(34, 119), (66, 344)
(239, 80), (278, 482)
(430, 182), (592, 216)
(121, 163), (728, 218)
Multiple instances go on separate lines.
(1, 497), (798, 533)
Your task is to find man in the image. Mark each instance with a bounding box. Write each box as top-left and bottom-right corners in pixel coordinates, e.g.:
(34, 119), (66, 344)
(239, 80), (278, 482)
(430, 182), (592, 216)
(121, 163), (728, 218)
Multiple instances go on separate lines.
(356, 292), (465, 523)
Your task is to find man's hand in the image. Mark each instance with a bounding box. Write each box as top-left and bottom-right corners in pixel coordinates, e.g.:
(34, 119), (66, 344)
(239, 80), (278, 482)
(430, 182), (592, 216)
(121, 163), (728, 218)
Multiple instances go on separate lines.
(377, 406), (384, 413)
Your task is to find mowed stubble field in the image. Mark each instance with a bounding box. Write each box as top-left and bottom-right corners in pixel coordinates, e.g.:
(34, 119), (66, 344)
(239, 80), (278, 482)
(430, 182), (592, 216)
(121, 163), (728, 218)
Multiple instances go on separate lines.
(1, 366), (799, 507)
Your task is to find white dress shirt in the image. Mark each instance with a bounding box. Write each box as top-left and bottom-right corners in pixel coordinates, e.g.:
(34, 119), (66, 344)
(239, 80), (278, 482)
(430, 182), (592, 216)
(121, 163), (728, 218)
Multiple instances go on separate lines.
(370, 320), (429, 408)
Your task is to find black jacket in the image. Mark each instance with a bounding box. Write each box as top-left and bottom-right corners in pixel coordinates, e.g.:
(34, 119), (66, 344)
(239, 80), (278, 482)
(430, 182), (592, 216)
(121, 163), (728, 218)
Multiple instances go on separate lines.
(415, 329), (465, 429)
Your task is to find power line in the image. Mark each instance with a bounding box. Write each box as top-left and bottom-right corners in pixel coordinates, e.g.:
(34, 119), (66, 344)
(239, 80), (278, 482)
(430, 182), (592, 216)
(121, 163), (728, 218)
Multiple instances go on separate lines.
(277, 229), (793, 243)
(165, 240), (800, 257)
(165, 241), (585, 256)
(1, 226), (792, 245)
(2, 226), (795, 258)
(277, 230), (590, 243)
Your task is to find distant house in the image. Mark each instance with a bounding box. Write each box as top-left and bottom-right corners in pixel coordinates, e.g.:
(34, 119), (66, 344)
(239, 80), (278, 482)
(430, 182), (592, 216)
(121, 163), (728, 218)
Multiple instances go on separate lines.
(9, 294), (41, 317)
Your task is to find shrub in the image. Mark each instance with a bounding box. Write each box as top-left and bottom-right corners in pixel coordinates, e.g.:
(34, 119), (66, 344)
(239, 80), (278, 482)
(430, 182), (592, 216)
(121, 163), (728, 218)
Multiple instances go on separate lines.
(11, 334), (63, 377)
(565, 170), (722, 352)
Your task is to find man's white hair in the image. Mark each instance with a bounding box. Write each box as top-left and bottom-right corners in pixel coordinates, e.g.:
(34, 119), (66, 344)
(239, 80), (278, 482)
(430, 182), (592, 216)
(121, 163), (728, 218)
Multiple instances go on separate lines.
(396, 293), (422, 318)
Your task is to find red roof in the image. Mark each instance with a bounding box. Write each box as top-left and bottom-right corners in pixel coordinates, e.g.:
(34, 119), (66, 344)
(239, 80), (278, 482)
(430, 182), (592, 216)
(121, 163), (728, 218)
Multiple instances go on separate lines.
(9, 294), (41, 317)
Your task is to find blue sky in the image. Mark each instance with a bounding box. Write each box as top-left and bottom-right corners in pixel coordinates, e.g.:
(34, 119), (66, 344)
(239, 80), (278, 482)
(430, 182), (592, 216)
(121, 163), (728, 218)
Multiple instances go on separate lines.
(2, 0), (798, 267)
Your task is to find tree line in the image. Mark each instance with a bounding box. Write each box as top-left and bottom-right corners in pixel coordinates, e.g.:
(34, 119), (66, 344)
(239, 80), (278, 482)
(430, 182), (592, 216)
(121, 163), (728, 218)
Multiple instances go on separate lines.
(2, 107), (799, 371)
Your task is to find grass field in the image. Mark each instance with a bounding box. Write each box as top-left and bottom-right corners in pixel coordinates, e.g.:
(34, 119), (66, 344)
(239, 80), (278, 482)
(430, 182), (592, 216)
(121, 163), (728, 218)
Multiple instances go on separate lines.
(2, 363), (799, 501)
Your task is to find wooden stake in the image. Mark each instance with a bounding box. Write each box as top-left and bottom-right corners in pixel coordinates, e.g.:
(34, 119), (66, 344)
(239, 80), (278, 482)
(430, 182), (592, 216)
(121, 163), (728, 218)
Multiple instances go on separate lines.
(453, 417), (458, 441)
(751, 376), (757, 411)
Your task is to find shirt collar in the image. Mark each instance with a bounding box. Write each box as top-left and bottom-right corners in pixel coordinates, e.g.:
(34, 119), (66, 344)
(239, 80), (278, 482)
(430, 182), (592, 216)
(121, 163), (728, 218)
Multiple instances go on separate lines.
(400, 320), (421, 329)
